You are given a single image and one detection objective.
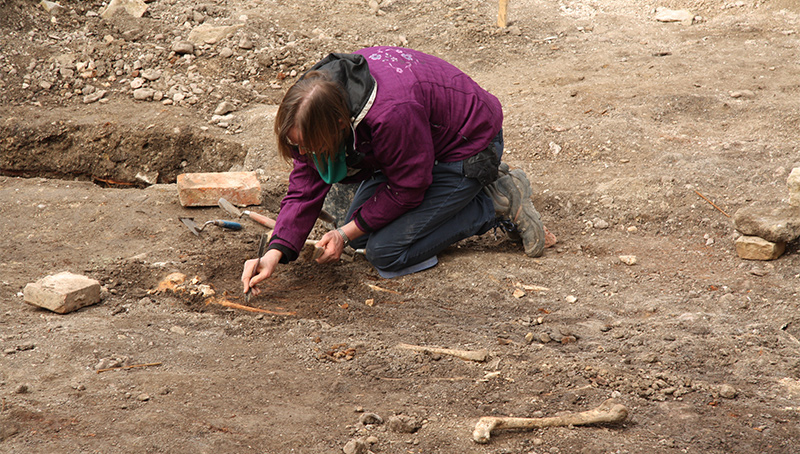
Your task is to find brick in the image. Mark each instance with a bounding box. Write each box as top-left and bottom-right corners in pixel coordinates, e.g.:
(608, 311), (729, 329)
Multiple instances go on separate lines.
(177, 172), (262, 207)
(23, 272), (102, 314)
(734, 235), (785, 261)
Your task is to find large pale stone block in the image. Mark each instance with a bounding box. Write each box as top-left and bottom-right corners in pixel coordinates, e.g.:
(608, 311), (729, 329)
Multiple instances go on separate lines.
(177, 171), (261, 207)
(23, 272), (102, 314)
(732, 204), (800, 243)
(734, 236), (785, 261)
(788, 167), (800, 207)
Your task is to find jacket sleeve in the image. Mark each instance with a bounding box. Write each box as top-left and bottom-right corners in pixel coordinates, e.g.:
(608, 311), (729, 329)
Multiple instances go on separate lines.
(267, 156), (330, 262)
(350, 101), (434, 233)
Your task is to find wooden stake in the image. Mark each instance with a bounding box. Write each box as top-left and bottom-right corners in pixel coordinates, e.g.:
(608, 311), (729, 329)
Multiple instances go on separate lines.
(211, 298), (297, 316)
(498, 0), (509, 28)
(694, 190), (730, 217)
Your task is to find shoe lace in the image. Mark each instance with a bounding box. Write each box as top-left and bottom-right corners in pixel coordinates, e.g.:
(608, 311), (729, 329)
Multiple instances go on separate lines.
(492, 218), (518, 239)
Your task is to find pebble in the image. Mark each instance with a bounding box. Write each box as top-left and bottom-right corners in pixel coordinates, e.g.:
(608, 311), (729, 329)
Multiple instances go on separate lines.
(137, 393), (151, 401)
(130, 77), (145, 89)
(720, 384), (737, 399)
(219, 47), (233, 58)
(15, 384), (30, 394)
(593, 218), (609, 229)
(343, 439), (368, 454)
(83, 90), (106, 104)
(619, 255), (637, 265)
(729, 89), (755, 99)
(214, 100), (235, 115)
(133, 88), (155, 100)
(141, 69), (161, 81)
(172, 41), (194, 54)
(359, 412), (383, 425)
(565, 295), (577, 303)
(387, 415), (420, 433)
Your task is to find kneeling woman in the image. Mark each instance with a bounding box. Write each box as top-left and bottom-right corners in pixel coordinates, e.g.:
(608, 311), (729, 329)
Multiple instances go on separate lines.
(242, 47), (549, 296)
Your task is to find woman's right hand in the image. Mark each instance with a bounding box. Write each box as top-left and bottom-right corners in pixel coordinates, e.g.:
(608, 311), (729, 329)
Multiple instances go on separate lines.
(242, 249), (283, 296)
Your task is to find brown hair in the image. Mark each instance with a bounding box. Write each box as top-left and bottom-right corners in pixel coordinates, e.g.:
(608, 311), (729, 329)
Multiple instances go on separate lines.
(274, 71), (351, 162)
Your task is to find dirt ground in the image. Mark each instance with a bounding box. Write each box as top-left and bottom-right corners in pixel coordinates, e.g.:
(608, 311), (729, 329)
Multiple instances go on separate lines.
(2, 0), (800, 452)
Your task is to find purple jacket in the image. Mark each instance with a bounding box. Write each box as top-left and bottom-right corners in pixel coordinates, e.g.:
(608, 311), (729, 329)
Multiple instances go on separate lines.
(269, 47), (503, 262)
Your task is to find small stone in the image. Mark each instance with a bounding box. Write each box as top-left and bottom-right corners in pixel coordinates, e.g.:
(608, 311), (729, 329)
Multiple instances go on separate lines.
(130, 77), (144, 89)
(525, 332), (534, 344)
(137, 393), (151, 401)
(655, 8), (694, 25)
(387, 415), (421, 433)
(565, 295), (578, 303)
(95, 357), (124, 370)
(593, 218), (609, 229)
(40, 0), (66, 15)
(170, 325), (186, 335)
(219, 47), (233, 58)
(172, 41), (194, 54)
(359, 412), (383, 425)
(561, 335), (577, 344)
(729, 90), (755, 99)
(238, 37), (254, 49)
(343, 438), (368, 454)
(100, 0), (148, 19)
(15, 384), (30, 394)
(719, 384), (737, 399)
(214, 101), (235, 115)
(619, 255), (637, 265)
(140, 69), (161, 81)
(133, 87), (155, 100)
(82, 90), (107, 104)
(539, 332), (552, 343)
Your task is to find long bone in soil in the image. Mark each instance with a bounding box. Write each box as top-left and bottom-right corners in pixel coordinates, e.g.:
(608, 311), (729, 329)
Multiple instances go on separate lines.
(472, 398), (628, 443)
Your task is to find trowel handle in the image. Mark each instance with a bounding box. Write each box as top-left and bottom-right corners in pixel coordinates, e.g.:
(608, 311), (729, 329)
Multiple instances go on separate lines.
(244, 211), (276, 229)
(212, 220), (243, 230)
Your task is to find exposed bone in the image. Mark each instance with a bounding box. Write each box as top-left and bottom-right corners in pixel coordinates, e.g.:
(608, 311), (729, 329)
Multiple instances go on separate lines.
(472, 398), (628, 443)
(396, 343), (488, 362)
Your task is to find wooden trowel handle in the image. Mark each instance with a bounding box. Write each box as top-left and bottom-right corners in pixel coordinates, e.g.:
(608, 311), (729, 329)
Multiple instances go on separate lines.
(245, 210), (276, 229)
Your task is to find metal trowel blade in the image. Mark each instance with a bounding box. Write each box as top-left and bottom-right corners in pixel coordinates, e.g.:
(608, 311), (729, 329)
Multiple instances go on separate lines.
(218, 197), (242, 218)
(180, 217), (201, 236)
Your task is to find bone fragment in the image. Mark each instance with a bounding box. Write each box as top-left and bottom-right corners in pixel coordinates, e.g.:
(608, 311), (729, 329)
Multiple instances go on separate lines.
(396, 343), (488, 362)
(472, 398), (628, 443)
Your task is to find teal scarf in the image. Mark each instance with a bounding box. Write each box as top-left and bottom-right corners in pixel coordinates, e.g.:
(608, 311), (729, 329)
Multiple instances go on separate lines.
(311, 142), (348, 184)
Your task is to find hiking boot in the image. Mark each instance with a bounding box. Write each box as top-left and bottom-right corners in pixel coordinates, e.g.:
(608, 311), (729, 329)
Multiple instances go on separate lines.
(483, 168), (545, 257)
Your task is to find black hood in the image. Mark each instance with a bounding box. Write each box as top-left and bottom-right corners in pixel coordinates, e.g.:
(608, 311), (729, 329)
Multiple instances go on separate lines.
(305, 52), (376, 121)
